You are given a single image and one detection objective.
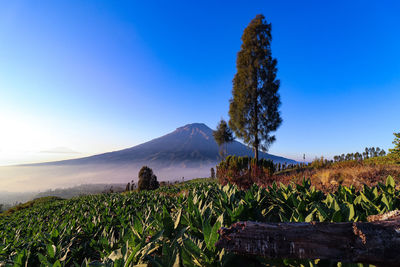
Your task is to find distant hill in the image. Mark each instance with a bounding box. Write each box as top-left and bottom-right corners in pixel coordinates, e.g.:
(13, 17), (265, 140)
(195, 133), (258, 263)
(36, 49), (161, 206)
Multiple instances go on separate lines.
(36, 123), (296, 167)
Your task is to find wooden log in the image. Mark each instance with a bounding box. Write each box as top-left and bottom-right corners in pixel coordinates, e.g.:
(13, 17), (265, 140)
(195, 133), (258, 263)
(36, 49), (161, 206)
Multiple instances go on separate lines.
(215, 210), (400, 266)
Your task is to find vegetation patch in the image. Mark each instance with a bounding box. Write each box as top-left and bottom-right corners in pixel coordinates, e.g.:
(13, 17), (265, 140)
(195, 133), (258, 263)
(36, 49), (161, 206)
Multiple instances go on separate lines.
(1, 177), (399, 266)
(0, 196), (63, 217)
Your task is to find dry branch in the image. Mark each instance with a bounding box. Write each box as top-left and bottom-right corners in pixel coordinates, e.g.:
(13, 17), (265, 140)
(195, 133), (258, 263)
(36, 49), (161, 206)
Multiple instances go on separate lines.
(215, 210), (400, 266)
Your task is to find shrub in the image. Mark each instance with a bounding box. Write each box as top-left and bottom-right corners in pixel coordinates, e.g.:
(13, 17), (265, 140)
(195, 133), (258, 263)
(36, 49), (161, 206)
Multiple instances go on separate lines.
(216, 156), (275, 189)
(331, 160), (361, 169)
(138, 166), (159, 191)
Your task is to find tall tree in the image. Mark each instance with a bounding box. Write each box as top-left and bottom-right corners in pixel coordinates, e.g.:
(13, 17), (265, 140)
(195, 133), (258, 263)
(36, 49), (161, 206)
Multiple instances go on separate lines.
(389, 132), (400, 155)
(364, 147), (369, 159)
(210, 167), (215, 179)
(213, 119), (234, 158)
(370, 147), (376, 157)
(138, 166), (159, 191)
(228, 14), (282, 161)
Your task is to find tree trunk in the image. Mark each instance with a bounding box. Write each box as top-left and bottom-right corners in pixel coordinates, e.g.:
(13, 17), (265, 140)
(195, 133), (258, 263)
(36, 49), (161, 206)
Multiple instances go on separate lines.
(253, 89), (259, 162)
(254, 147), (259, 162)
(216, 210), (400, 266)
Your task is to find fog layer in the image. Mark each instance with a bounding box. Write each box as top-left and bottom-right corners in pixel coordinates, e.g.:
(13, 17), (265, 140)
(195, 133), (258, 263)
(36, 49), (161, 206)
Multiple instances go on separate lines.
(0, 163), (212, 193)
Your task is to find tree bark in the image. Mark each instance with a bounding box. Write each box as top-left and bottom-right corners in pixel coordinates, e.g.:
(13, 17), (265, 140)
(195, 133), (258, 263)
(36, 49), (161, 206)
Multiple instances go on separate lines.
(216, 210), (400, 266)
(253, 87), (259, 162)
(254, 147), (259, 162)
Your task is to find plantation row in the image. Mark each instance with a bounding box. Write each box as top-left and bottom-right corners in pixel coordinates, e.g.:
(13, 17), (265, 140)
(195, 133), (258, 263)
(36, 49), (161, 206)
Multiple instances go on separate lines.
(0, 177), (399, 266)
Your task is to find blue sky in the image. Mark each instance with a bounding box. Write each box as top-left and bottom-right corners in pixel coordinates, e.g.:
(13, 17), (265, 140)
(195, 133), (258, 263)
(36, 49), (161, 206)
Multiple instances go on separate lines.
(0, 0), (399, 165)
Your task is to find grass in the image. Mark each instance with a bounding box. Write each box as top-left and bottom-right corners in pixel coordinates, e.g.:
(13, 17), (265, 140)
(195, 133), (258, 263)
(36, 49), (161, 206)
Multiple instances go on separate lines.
(271, 154), (400, 192)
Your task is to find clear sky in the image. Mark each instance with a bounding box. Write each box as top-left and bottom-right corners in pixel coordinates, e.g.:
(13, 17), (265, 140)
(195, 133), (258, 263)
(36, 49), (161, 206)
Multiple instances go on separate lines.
(0, 0), (399, 165)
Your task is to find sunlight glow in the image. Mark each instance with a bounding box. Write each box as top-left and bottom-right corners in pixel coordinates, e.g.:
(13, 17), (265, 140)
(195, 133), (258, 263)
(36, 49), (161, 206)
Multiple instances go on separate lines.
(0, 110), (71, 165)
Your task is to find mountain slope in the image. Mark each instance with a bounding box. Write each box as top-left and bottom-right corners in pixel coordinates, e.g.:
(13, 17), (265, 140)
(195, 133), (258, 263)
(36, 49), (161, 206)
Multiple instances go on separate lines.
(39, 123), (296, 167)
(1, 123), (297, 191)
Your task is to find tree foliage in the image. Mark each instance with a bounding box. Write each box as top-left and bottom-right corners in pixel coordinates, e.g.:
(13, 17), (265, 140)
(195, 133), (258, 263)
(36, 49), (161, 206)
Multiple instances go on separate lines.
(210, 167), (215, 179)
(389, 132), (400, 155)
(333, 147), (386, 162)
(212, 119), (234, 158)
(138, 166), (159, 191)
(229, 14), (282, 161)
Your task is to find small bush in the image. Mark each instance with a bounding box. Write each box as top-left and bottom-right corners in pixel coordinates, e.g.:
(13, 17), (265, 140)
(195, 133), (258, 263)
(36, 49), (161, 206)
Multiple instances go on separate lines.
(216, 156), (275, 189)
(138, 166), (159, 191)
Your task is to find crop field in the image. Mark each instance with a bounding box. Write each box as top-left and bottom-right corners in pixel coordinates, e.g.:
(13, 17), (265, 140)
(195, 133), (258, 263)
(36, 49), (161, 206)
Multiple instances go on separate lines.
(1, 177), (399, 266)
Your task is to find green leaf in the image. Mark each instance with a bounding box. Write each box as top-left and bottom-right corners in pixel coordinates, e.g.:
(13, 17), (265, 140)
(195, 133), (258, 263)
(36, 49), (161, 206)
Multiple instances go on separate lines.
(37, 253), (48, 265)
(162, 206), (174, 238)
(381, 194), (391, 210)
(331, 210), (342, 222)
(305, 209), (316, 222)
(372, 187), (379, 199)
(15, 250), (27, 265)
(316, 206), (328, 222)
(47, 244), (56, 258)
(132, 216), (143, 237)
(174, 208), (182, 229)
(50, 228), (59, 239)
(347, 203), (355, 221)
(149, 230), (164, 243)
(354, 195), (362, 205)
(124, 249), (136, 267)
(207, 221), (221, 251)
(386, 175), (395, 188)
(202, 220), (212, 247)
(181, 246), (202, 267)
(332, 199), (340, 212)
(183, 239), (202, 261)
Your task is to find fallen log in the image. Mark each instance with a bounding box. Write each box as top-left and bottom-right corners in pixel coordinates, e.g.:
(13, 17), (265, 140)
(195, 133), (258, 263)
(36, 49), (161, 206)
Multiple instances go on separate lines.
(215, 210), (400, 266)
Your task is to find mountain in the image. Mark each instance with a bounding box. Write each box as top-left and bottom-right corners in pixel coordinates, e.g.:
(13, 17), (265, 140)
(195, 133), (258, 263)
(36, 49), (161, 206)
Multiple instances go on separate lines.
(1, 123), (296, 192)
(38, 123), (296, 167)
